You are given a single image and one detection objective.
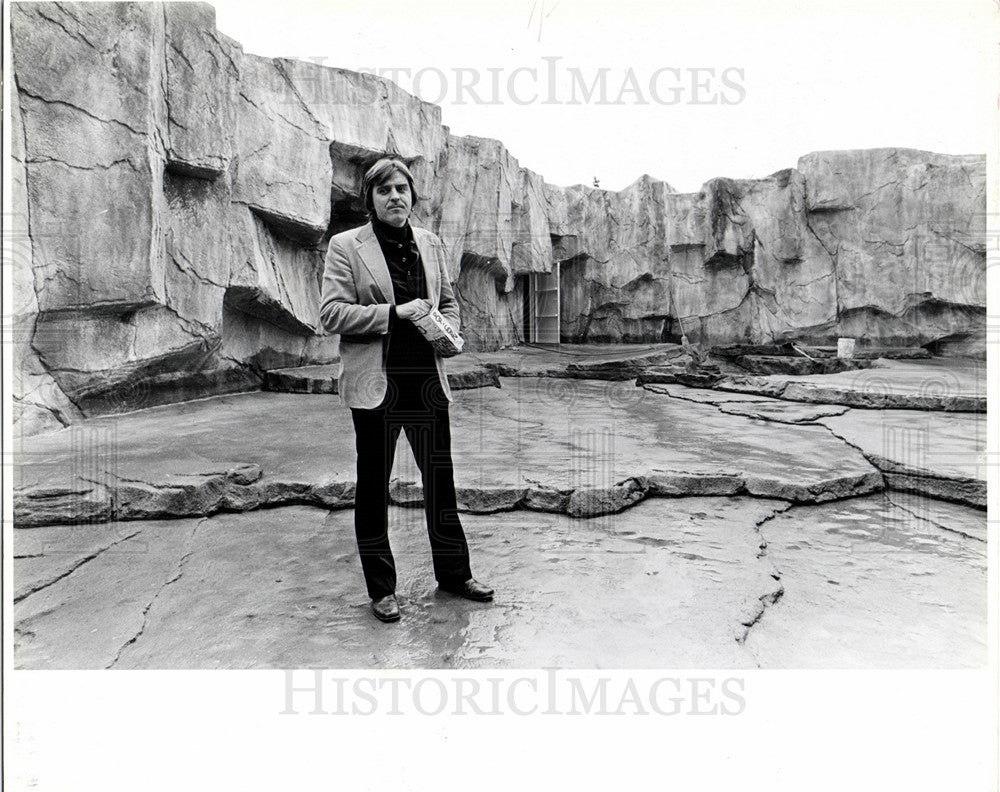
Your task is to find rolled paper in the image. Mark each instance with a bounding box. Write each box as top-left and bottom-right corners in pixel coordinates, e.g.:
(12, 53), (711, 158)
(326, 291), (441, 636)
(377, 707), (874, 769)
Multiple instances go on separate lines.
(413, 308), (464, 357)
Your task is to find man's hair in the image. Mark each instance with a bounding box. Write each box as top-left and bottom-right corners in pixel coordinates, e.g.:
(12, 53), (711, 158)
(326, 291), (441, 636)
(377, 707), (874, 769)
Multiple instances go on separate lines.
(361, 158), (419, 220)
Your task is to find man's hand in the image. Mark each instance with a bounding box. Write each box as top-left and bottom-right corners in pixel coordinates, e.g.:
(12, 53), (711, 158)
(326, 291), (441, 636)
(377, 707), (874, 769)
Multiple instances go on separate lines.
(395, 298), (432, 322)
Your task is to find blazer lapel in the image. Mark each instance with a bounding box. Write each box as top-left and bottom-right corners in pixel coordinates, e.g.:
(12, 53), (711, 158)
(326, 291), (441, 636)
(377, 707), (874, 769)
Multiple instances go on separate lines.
(355, 223), (394, 305)
(413, 228), (440, 307)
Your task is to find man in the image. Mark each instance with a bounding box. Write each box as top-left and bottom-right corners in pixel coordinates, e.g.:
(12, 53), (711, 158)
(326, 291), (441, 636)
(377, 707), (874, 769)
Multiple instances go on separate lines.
(320, 158), (493, 623)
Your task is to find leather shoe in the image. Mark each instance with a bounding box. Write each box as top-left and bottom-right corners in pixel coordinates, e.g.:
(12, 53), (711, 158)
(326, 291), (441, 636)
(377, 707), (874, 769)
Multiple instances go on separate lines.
(371, 594), (400, 622)
(439, 578), (494, 602)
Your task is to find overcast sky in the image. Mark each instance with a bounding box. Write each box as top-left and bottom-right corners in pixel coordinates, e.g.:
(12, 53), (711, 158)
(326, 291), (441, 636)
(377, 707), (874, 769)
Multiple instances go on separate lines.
(215, 0), (992, 192)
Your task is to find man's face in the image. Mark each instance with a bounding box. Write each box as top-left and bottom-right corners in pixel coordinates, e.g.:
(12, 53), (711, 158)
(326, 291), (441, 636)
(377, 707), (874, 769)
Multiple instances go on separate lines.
(372, 172), (412, 227)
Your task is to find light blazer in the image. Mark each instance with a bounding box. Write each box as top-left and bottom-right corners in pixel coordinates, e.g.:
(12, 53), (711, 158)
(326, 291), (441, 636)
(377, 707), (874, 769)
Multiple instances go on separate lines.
(319, 221), (460, 409)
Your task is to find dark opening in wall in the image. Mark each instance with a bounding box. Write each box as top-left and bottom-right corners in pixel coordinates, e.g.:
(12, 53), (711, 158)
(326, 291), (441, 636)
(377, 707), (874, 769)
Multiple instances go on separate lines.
(529, 266), (560, 344)
(518, 274), (530, 342)
(327, 195), (369, 237)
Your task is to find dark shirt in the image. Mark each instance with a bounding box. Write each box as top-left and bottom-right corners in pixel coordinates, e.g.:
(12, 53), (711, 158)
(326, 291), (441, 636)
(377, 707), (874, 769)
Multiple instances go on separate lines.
(373, 218), (426, 304)
(371, 219), (435, 378)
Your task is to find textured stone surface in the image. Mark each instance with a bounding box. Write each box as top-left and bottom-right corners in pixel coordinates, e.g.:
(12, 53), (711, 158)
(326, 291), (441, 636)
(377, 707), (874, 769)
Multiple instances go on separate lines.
(12, 484), (115, 532)
(11, 4), (986, 435)
(9, 76), (83, 437)
(799, 149), (987, 347)
(635, 365), (725, 388)
(14, 518), (203, 668)
(263, 357), (501, 394)
(265, 364), (340, 394)
(548, 175), (676, 344)
(10, 499), (784, 668)
(11, 344), (984, 670)
(717, 358), (985, 412)
(818, 410), (986, 508)
(460, 342), (689, 380)
(729, 355), (872, 376)
(886, 492), (988, 543)
(164, 2), (236, 178)
(742, 495), (986, 668)
(16, 351), (984, 528)
(444, 359), (503, 390)
(230, 55), (331, 242)
(14, 374), (886, 528)
(639, 383), (777, 405)
(13, 494), (984, 669)
(13, 520), (144, 604)
(328, 375), (885, 508)
(563, 348), (689, 379)
(641, 359), (986, 509)
(718, 401), (850, 424)
(13, 3), (167, 315)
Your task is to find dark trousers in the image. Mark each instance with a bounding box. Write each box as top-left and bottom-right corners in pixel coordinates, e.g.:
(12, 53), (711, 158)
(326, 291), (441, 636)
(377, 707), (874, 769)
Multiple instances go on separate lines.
(350, 372), (472, 600)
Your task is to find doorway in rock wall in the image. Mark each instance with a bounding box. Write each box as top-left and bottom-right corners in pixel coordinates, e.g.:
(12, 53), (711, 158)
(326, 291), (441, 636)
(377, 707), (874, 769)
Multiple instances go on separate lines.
(518, 274), (531, 342)
(524, 265), (560, 344)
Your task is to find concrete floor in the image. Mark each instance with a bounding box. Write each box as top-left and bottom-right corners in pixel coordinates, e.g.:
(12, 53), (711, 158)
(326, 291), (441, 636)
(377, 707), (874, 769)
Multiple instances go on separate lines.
(12, 354), (988, 669)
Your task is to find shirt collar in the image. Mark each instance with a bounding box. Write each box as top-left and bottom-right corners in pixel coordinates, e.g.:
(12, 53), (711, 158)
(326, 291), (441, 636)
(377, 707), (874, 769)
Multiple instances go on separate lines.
(372, 217), (412, 244)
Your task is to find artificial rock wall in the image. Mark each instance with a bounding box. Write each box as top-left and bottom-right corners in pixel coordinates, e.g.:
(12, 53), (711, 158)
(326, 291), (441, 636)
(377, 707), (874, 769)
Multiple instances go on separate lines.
(11, 2), (987, 436)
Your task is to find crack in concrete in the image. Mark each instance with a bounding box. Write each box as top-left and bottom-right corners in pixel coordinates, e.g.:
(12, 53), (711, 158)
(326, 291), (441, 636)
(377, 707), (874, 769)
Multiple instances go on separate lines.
(717, 402), (851, 424)
(885, 493), (985, 543)
(98, 471), (213, 488)
(751, 501), (796, 560)
(105, 518), (207, 668)
(14, 529), (143, 604)
(635, 382), (916, 657)
(812, 420), (982, 508)
(640, 383), (772, 407)
(205, 29), (240, 74)
(735, 502), (795, 655)
(737, 588), (784, 650)
(643, 382), (885, 480)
